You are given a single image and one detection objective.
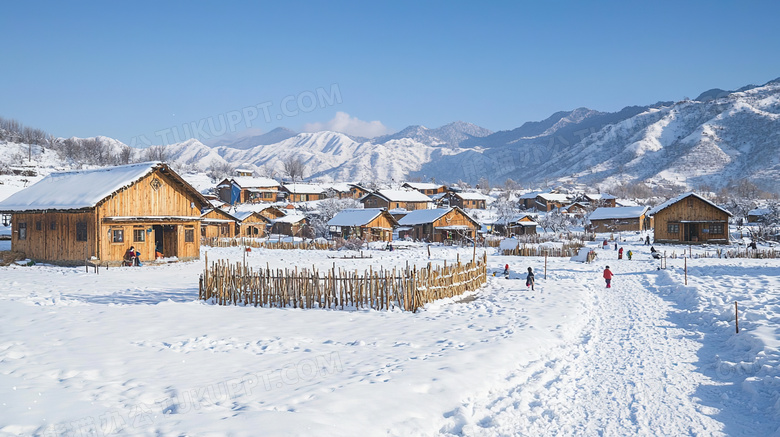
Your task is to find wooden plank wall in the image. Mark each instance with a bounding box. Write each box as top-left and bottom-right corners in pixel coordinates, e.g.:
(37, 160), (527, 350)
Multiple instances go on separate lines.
(654, 196), (729, 242)
(11, 211), (96, 262)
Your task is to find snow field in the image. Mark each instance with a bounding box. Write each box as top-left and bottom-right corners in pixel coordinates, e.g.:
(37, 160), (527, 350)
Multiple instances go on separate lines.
(0, 241), (778, 436)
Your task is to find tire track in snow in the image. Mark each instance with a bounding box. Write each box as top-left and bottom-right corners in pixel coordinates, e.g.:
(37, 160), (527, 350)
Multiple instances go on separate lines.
(439, 261), (725, 436)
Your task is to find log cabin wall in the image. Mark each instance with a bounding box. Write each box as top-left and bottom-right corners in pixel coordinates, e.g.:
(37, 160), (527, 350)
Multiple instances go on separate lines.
(653, 196), (730, 243)
(96, 169), (203, 262)
(11, 211), (97, 264)
(238, 215), (269, 237)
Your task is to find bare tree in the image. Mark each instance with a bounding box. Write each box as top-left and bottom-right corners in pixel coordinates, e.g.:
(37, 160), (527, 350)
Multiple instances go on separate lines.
(283, 156), (306, 183)
(477, 177), (490, 195)
(142, 145), (169, 162)
(260, 162), (278, 179)
(206, 161), (236, 182)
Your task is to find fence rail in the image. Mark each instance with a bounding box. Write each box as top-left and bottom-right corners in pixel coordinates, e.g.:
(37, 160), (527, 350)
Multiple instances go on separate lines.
(199, 253), (488, 312)
(501, 244), (583, 257)
(202, 237), (334, 250)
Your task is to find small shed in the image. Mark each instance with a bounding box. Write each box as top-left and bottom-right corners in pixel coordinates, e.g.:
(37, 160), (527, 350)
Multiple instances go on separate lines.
(218, 176), (281, 205)
(648, 192), (731, 244)
(280, 184), (326, 203)
(258, 205), (287, 221)
(270, 214), (311, 238)
(401, 182), (447, 196)
(327, 208), (399, 241)
(397, 207), (479, 243)
(200, 208), (239, 239)
(588, 206), (650, 233)
(493, 214), (538, 236)
(233, 211), (270, 237)
(0, 162), (209, 265)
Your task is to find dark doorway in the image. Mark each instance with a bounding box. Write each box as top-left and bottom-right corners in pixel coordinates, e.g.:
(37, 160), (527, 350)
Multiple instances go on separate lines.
(683, 223), (699, 242)
(153, 225), (179, 258)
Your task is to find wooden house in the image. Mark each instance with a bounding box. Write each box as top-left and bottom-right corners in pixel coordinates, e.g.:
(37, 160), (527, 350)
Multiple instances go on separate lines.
(561, 202), (589, 216)
(397, 207), (479, 243)
(588, 206), (650, 233)
(535, 193), (572, 211)
(258, 206), (287, 221)
(450, 192), (489, 209)
(518, 192), (541, 210)
(270, 214), (311, 238)
(327, 208), (398, 242)
(200, 208), (238, 239)
(648, 192), (731, 244)
(492, 214), (537, 236)
(280, 184), (326, 203)
(322, 183), (354, 199)
(233, 211), (270, 237)
(360, 189), (433, 211)
(234, 168), (254, 177)
(747, 208), (772, 224)
(581, 193), (617, 208)
(348, 184), (371, 200)
(401, 182), (447, 196)
(0, 162), (209, 266)
(217, 176), (281, 205)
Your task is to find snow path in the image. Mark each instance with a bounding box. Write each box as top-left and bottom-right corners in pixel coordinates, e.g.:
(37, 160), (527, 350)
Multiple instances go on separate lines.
(442, 260), (725, 436)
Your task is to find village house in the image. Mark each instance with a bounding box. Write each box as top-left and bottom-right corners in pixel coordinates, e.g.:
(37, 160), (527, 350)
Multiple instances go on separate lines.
(401, 182), (448, 196)
(327, 208), (398, 242)
(578, 193), (617, 207)
(491, 214), (538, 236)
(518, 192), (541, 210)
(217, 176), (281, 205)
(200, 208), (238, 239)
(232, 210), (270, 237)
(322, 183), (354, 199)
(257, 205), (287, 221)
(348, 184), (372, 200)
(397, 207), (480, 243)
(0, 162), (209, 266)
(648, 192), (731, 244)
(588, 206), (650, 233)
(360, 189), (433, 211)
(534, 192), (572, 211)
(280, 183), (326, 203)
(269, 214), (311, 238)
(450, 191), (489, 209)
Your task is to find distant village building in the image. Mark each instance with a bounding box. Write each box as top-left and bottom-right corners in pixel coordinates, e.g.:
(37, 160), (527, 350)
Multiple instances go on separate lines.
(401, 182), (448, 196)
(270, 214), (310, 238)
(0, 162), (209, 265)
(397, 207), (479, 243)
(258, 206), (287, 221)
(450, 192), (489, 209)
(648, 192), (731, 244)
(361, 189), (433, 211)
(348, 184), (371, 200)
(492, 214), (538, 236)
(280, 184), (326, 203)
(217, 177), (281, 204)
(534, 193), (571, 211)
(327, 208), (398, 242)
(234, 168), (254, 177)
(588, 206), (650, 233)
(580, 193), (617, 208)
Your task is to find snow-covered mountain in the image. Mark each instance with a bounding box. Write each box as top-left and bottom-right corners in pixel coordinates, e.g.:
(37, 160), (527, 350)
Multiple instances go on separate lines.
(3, 78), (779, 193)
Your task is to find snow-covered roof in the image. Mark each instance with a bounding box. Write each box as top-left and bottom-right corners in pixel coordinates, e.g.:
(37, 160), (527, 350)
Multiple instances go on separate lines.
(282, 183), (325, 194)
(455, 192), (489, 201)
(232, 176), (280, 188)
(584, 193), (616, 201)
(402, 182), (444, 190)
(647, 192), (732, 217)
(322, 183), (352, 193)
(537, 193), (571, 202)
(518, 191), (542, 199)
(430, 192), (448, 200)
(232, 210), (259, 221)
(0, 162), (165, 212)
(748, 208), (772, 216)
(589, 206), (649, 221)
(397, 208), (451, 225)
(375, 189), (433, 203)
(327, 208), (386, 227)
(272, 214), (307, 224)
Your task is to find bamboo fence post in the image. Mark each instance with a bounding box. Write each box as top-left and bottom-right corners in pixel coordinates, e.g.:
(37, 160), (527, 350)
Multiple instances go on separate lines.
(735, 301), (739, 333)
(685, 257), (688, 285)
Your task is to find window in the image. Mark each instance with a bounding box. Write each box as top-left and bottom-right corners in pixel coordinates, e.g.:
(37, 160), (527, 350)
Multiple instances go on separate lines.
(50, 221), (57, 231)
(112, 229), (124, 243)
(667, 223), (679, 234)
(18, 222), (27, 240)
(133, 228), (146, 242)
(76, 222), (88, 242)
(184, 228), (195, 242)
(709, 223), (724, 235)
(36, 221), (42, 231)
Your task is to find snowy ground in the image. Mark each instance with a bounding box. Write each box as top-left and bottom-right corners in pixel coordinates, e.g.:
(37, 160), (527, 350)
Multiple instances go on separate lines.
(1, 240), (778, 436)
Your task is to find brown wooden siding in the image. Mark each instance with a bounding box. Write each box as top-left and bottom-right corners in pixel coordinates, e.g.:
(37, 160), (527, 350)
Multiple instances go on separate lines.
(653, 196), (730, 244)
(11, 211), (97, 263)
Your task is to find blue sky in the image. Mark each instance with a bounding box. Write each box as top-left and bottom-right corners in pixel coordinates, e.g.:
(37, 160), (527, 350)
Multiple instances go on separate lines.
(2, 1), (780, 145)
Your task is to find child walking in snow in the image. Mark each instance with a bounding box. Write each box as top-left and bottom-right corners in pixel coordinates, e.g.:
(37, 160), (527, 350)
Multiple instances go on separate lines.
(603, 266), (613, 288)
(526, 267), (535, 291)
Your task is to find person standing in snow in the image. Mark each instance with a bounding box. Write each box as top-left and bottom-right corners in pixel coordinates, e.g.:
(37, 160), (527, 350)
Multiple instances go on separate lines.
(645, 236), (650, 245)
(618, 247), (624, 260)
(526, 267), (535, 290)
(603, 266), (613, 288)
(627, 250), (632, 260)
(503, 264), (509, 276)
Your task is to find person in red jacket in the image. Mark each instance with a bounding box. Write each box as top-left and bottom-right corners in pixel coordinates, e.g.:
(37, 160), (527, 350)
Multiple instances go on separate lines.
(603, 266), (613, 288)
(618, 247), (624, 260)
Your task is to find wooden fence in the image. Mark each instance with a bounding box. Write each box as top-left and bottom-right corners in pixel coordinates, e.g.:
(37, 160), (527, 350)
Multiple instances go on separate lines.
(667, 248), (780, 259)
(202, 237), (334, 251)
(501, 243), (583, 257)
(199, 253), (488, 312)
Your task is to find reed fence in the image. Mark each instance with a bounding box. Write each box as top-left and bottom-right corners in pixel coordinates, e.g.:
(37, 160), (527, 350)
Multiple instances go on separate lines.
(202, 237), (334, 251)
(501, 243), (584, 257)
(668, 248), (780, 259)
(199, 253), (488, 312)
